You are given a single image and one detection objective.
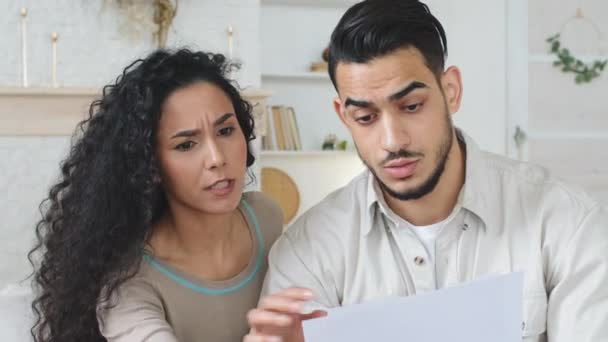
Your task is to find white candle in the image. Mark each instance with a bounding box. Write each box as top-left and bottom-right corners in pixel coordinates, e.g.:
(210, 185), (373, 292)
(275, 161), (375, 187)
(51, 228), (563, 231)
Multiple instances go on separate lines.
(20, 7), (28, 87)
(51, 32), (58, 87)
(227, 25), (234, 59)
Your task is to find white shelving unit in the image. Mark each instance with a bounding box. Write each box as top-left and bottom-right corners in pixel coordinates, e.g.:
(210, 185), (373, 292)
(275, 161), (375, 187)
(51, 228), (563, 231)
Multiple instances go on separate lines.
(260, 0), (357, 7)
(0, 86), (273, 136)
(258, 1), (364, 223)
(259, 150), (356, 157)
(261, 72), (329, 80)
(260, 0), (352, 152)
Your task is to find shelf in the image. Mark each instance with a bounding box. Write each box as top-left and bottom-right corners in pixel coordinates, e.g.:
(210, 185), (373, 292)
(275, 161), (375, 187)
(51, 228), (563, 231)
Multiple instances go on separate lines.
(529, 53), (607, 64)
(0, 86), (99, 97)
(262, 72), (329, 80)
(259, 150), (357, 157)
(527, 131), (608, 140)
(261, 0), (357, 7)
(0, 86), (272, 98)
(241, 89), (274, 99)
(0, 86), (272, 136)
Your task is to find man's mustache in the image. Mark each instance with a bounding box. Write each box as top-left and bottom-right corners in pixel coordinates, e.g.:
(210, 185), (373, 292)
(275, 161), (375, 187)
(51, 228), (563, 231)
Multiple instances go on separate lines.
(381, 149), (424, 166)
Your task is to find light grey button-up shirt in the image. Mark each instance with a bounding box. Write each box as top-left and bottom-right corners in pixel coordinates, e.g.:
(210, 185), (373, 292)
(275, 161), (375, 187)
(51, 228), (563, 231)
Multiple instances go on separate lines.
(262, 132), (608, 341)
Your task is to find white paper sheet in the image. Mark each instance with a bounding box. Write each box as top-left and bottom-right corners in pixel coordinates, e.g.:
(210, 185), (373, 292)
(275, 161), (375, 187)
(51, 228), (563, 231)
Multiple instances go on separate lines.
(303, 272), (523, 342)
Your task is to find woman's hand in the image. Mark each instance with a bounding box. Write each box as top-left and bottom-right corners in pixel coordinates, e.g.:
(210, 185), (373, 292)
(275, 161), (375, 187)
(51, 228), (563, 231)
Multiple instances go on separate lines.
(244, 287), (327, 342)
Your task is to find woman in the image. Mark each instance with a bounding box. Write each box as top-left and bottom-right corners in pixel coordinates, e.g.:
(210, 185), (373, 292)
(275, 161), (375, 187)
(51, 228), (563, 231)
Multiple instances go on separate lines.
(29, 49), (283, 342)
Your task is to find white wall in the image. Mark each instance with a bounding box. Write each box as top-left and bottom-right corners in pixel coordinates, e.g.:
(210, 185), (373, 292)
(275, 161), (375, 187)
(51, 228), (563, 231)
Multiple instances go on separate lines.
(0, 137), (70, 287)
(0, 0), (260, 88)
(528, 0), (608, 205)
(426, 0), (508, 155)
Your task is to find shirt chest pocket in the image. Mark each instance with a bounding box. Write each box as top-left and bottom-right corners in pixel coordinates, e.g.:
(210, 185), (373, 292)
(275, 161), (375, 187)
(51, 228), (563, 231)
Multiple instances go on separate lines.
(522, 294), (548, 339)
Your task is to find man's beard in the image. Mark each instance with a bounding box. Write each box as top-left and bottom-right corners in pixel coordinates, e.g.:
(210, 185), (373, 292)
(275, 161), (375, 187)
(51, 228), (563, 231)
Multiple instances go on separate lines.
(361, 113), (453, 201)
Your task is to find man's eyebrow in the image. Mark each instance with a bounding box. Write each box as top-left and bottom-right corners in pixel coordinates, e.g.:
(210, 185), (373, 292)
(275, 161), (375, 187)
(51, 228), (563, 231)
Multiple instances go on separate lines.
(344, 81), (428, 109)
(387, 81), (428, 102)
(344, 97), (372, 109)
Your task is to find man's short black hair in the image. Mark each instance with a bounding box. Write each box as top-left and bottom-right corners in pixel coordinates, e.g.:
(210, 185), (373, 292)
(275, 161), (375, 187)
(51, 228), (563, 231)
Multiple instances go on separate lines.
(328, 0), (448, 88)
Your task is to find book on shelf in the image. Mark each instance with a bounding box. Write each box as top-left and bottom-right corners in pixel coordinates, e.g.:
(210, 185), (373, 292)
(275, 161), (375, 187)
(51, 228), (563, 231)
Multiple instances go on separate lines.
(273, 106), (286, 150)
(261, 105), (302, 151)
(279, 106), (293, 150)
(286, 107), (302, 150)
(261, 105), (275, 150)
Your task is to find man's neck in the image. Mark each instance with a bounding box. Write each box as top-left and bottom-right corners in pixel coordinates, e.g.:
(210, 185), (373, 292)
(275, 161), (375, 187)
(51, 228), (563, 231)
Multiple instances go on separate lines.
(385, 134), (466, 226)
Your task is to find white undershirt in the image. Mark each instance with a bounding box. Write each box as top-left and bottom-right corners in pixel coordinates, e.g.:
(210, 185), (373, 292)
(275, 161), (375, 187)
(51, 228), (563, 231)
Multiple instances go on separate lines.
(408, 207), (463, 289)
(409, 222), (444, 264)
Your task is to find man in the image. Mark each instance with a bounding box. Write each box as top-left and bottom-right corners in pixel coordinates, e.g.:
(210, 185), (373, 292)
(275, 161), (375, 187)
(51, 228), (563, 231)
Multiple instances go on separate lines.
(245, 0), (608, 341)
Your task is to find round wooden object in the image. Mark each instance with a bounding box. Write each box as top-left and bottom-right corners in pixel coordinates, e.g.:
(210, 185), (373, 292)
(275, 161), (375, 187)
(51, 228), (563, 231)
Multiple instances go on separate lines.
(261, 167), (300, 225)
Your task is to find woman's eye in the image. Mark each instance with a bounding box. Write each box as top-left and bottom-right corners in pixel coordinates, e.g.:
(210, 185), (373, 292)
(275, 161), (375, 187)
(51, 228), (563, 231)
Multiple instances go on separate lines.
(175, 141), (196, 151)
(218, 127), (235, 136)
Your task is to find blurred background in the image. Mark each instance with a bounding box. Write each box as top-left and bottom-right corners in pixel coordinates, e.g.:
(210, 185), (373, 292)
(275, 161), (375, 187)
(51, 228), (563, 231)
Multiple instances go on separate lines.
(0, 0), (606, 339)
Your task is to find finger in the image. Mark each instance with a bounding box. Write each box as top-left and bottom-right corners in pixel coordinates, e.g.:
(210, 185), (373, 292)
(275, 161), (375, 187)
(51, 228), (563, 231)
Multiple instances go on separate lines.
(247, 308), (293, 328)
(301, 310), (328, 321)
(259, 295), (306, 314)
(271, 287), (315, 301)
(243, 334), (282, 342)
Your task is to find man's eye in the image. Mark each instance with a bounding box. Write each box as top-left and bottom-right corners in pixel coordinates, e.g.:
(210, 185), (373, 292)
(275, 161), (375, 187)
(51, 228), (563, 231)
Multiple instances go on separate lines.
(175, 141), (196, 151)
(402, 103), (422, 113)
(355, 113), (376, 125)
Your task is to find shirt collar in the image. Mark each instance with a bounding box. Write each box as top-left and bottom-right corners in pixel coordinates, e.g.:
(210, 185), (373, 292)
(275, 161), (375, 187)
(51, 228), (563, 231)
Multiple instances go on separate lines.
(363, 128), (492, 237)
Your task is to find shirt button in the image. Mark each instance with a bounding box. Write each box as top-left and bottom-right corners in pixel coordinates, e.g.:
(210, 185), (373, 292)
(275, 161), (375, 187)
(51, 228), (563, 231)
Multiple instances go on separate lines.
(414, 256), (425, 266)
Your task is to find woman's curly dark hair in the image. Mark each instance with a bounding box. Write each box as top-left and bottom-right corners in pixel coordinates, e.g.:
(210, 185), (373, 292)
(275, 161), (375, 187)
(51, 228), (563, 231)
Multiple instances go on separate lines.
(27, 48), (256, 342)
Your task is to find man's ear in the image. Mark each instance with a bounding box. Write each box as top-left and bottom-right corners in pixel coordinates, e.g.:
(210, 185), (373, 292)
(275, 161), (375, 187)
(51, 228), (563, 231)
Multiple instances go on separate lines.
(334, 96), (348, 126)
(441, 66), (463, 115)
